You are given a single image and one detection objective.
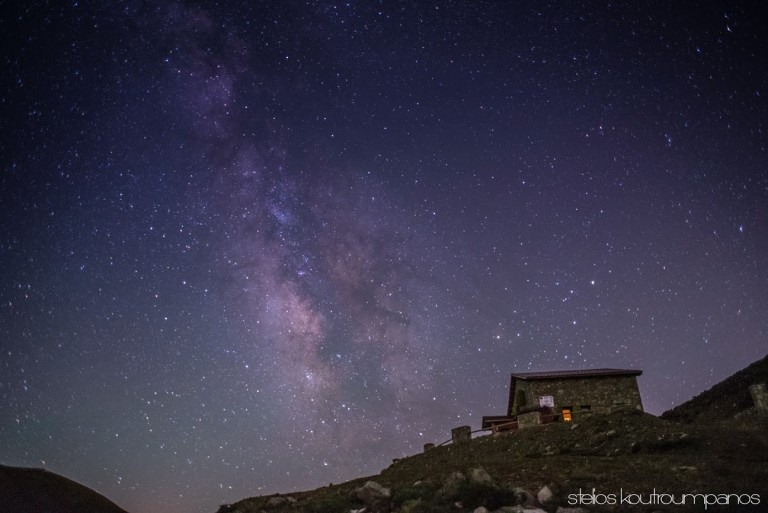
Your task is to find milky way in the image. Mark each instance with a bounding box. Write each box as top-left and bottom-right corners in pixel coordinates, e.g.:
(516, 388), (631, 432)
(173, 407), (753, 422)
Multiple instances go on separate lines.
(1, 2), (767, 513)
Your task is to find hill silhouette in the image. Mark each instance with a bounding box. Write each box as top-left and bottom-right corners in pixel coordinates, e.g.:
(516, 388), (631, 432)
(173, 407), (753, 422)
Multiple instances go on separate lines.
(0, 464), (129, 513)
(661, 353), (768, 423)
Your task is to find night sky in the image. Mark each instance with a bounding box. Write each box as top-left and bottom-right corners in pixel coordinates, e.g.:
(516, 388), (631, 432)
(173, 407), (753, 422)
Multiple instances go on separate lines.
(2, 2), (767, 513)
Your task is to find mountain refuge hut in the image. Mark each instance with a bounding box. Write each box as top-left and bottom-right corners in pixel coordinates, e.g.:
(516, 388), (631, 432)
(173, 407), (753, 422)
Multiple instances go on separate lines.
(482, 368), (643, 432)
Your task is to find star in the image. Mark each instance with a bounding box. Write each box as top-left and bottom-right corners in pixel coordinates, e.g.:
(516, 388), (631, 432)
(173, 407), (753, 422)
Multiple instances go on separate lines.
(1, 2), (766, 513)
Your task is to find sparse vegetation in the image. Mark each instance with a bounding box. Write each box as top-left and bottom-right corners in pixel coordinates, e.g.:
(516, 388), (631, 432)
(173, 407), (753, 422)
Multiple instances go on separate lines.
(301, 492), (361, 513)
(219, 408), (768, 513)
(390, 480), (440, 505)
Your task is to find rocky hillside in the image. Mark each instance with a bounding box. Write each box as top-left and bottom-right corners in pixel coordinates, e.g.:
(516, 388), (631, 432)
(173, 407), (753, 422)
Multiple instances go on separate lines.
(661, 353), (768, 423)
(217, 354), (768, 513)
(216, 409), (768, 513)
(0, 464), (130, 513)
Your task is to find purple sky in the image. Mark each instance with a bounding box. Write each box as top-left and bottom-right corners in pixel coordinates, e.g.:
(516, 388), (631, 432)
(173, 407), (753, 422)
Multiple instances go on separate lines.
(1, 2), (766, 513)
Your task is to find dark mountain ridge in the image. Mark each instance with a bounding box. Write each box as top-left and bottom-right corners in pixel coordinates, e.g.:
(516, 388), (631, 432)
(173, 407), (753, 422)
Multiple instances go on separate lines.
(0, 464), (129, 513)
(661, 353), (768, 423)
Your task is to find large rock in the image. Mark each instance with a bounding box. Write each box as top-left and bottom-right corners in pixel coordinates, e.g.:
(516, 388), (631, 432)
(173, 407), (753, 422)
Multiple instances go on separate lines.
(537, 485), (553, 504)
(469, 467), (494, 485)
(750, 383), (768, 414)
(354, 480), (391, 512)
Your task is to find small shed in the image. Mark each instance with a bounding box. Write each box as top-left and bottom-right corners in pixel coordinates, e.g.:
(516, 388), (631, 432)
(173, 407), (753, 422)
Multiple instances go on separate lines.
(482, 368), (643, 432)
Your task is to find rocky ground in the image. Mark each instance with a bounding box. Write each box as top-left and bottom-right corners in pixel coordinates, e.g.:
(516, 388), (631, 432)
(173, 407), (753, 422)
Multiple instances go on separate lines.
(215, 409), (768, 513)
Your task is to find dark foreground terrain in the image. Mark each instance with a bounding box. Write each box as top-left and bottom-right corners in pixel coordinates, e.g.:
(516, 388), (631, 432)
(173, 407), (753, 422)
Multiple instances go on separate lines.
(216, 410), (768, 513)
(218, 355), (768, 513)
(0, 464), (130, 513)
(662, 354), (768, 423)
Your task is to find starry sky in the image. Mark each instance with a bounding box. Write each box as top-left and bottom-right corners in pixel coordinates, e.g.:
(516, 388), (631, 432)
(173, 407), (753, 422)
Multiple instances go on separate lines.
(1, 2), (767, 512)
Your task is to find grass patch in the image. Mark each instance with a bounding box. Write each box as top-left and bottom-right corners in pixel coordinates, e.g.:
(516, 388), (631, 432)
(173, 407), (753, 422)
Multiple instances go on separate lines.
(391, 480), (440, 505)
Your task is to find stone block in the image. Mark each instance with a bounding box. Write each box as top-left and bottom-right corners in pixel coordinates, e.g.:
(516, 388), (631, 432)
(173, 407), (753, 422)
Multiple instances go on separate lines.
(451, 425), (471, 444)
(517, 411), (541, 428)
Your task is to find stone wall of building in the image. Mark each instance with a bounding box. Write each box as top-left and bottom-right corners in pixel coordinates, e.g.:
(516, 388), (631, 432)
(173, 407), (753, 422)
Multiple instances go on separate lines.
(512, 375), (643, 417)
(517, 411), (541, 429)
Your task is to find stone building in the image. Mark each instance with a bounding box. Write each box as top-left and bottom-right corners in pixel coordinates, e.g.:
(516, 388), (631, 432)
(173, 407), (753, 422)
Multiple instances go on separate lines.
(482, 368), (643, 431)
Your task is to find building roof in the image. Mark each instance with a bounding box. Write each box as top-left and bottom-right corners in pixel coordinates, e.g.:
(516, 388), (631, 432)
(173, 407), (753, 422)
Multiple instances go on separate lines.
(510, 368), (642, 380)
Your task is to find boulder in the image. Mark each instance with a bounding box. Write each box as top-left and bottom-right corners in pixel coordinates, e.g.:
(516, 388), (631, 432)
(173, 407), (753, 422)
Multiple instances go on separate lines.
(354, 481), (391, 513)
(537, 485), (553, 504)
(469, 467), (494, 485)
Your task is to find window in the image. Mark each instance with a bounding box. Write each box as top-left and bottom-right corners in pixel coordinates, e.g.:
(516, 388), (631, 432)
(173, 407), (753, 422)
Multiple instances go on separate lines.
(580, 405), (591, 412)
(562, 407), (572, 422)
